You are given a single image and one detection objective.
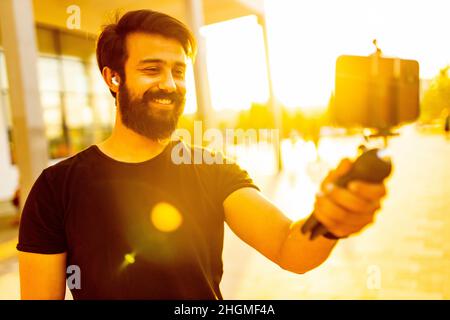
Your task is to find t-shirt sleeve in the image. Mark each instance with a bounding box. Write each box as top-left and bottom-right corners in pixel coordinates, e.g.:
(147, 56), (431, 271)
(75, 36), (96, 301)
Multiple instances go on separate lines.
(214, 159), (260, 205)
(16, 169), (67, 254)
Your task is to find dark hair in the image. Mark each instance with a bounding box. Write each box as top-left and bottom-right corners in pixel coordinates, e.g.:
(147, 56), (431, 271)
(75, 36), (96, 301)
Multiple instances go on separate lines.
(96, 10), (197, 98)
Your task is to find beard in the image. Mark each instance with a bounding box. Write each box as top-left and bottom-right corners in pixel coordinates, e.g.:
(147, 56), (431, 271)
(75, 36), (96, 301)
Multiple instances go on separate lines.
(117, 83), (185, 140)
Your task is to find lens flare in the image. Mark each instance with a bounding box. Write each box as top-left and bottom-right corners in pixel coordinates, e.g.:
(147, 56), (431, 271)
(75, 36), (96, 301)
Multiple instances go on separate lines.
(119, 252), (137, 272)
(124, 253), (136, 265)
(150, 202), (183, 232)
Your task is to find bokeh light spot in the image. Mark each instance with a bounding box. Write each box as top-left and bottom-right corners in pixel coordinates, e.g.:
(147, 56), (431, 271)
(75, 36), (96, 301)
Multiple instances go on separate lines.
(124, 253), (136, 265)
(150, 202), (183, 232)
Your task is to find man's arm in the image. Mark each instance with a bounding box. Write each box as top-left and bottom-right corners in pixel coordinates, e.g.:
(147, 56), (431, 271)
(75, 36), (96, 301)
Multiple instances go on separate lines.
(223, 188), (337, 274)
(18, 251), (67, 299)
(223, 159), (386, 274)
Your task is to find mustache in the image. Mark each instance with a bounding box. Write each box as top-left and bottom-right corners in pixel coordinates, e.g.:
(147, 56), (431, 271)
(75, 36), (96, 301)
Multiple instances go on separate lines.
(142, 90), (184, 105)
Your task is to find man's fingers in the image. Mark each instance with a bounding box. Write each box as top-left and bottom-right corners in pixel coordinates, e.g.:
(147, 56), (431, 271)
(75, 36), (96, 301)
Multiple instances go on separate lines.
(326, 185), (377, 214)
(315, 195), (375, 225)
(313, 157), (387, 238)
(348, 181), (387, 202)
(322, 158), (352, 186)
(314, 195), (375, 236)
(314, 195), (348, 225)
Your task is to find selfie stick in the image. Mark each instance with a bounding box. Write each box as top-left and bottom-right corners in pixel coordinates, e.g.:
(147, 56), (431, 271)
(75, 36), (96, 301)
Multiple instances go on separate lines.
(301, 40), (404, 240)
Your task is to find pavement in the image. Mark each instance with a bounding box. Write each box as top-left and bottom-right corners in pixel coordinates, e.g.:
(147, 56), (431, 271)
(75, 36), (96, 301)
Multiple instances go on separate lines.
(0, 126), (449, 299)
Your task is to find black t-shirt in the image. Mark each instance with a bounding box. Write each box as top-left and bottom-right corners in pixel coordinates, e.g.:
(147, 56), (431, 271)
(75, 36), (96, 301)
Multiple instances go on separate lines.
(17, 140), (259, 299)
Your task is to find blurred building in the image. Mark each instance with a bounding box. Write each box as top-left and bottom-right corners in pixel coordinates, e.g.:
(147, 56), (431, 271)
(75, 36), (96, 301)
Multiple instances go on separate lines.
(0, 0), (264, 200)
(0, 26), (113, 159)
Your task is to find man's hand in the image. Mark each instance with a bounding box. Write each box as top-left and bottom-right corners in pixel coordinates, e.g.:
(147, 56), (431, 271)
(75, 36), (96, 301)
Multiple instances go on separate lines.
(313, 158), (387, 238)
(223, 157), (388, 274)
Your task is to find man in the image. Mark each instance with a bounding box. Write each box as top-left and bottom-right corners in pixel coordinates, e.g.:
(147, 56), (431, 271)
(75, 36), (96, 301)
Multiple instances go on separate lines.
(17, 10), (386, 299)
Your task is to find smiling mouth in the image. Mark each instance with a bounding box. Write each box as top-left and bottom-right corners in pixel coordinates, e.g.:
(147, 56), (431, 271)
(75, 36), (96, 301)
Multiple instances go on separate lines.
(150, 98), (175, 108)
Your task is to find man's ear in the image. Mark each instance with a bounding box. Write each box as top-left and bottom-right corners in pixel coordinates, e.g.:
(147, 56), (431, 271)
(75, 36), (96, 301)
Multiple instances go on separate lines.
(102, 67), (120, 93)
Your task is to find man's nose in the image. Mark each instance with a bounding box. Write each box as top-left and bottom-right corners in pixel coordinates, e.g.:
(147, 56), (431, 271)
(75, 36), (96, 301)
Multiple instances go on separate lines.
(158, 71), (176, 91)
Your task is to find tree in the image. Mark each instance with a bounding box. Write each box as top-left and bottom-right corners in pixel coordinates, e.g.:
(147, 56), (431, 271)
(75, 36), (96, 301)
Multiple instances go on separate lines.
(421, 66), (450, 122)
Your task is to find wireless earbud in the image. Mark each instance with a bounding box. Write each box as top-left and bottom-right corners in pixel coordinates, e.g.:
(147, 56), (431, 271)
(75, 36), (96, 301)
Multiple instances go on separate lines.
(112, 77), (119, 86)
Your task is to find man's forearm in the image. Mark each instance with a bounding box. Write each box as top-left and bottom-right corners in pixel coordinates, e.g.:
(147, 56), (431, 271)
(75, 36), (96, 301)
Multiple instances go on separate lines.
(276, 219), (338, 274)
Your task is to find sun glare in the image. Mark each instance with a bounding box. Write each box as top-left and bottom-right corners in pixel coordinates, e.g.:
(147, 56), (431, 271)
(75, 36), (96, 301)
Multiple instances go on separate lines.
(197, 0), (450, 114)
(200, 15), (269, 112)
(183, 61), (198, 115)
(264, 0), (450, 110)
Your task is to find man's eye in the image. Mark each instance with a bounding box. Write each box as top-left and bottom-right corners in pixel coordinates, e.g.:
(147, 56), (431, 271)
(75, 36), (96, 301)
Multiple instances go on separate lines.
(143, 67), (159, 73)
(173, 69), (185, 77)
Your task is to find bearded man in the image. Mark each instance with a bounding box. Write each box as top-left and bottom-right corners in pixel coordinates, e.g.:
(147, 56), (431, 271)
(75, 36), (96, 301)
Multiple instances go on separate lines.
(17, 10), (387, 299)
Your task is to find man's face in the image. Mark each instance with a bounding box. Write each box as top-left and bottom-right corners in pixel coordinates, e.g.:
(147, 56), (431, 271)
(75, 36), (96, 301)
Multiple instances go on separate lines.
(117, 32), (188, 140)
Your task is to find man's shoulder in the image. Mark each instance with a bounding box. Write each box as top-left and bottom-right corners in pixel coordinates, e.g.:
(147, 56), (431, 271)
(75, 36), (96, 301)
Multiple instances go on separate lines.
(43, 145), (96, 180)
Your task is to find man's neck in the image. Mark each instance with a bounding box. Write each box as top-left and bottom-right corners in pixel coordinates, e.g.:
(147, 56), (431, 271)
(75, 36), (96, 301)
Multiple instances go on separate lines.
(97, 119), (170, 163)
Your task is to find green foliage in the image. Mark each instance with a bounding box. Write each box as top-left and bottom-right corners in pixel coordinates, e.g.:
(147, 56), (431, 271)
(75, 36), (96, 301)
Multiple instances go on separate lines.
(235, 102), (329, 141)
(178, 101), (332, 143)
(421, 66), (450, 122)
(236, 102), (275, 130)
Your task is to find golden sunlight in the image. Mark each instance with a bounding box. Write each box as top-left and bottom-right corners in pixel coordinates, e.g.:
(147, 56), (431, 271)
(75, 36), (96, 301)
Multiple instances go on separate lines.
(262, 0), (450, 110)
(200, 15), (269, 111)
(192, 0), (450, 114)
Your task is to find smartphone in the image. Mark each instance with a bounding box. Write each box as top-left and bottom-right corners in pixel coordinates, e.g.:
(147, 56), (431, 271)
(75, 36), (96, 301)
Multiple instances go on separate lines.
(331, 55), (420, 129)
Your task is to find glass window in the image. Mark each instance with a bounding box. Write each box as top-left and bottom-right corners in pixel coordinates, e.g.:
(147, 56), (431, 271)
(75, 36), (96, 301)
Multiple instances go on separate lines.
(41, 92), (62, 135)
(62, 58), (88, 94)
(38, 57), (61, 92)
(89, 60), (106, 93)
(0, 52), (8, 89)
(44, 108), (62, 138)
(3, 26), (119, 159)
(0, 51), (13, 163)
(93, 93), (115, 126)
(0, 51), (11, 130)
(64, 92), (91, 128)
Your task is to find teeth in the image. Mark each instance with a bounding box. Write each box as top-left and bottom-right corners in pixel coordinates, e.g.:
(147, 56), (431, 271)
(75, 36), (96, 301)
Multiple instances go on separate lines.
(153, 98), (172, 105)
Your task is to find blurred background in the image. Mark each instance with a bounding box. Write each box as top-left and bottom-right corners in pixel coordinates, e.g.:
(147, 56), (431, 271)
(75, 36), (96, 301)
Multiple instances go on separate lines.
(0, 0), (449, 299)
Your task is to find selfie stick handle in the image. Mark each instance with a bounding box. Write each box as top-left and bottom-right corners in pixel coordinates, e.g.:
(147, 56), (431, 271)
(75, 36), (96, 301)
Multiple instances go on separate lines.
(301, 148), (392, 240)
